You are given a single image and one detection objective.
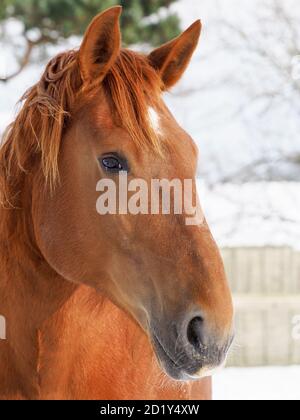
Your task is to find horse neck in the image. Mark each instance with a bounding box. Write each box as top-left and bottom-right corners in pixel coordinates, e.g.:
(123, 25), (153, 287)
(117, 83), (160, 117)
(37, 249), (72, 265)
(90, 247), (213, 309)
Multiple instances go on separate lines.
(0, 195), (78, 396)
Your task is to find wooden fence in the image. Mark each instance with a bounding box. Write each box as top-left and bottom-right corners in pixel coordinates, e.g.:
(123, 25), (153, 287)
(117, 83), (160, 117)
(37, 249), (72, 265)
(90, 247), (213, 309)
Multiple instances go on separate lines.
(221, 247), (300, 367)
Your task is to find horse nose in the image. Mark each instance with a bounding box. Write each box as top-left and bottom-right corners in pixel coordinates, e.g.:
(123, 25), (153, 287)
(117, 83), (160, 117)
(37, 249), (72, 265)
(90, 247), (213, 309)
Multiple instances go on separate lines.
(186, 316), (206, 352)
(185, 313), (233, 356)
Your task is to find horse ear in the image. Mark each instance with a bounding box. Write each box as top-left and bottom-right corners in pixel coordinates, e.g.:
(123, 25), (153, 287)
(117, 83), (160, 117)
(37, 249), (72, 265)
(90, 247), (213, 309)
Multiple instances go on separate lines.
(148, 20), (202, 90)
(79, 6), (122, 83)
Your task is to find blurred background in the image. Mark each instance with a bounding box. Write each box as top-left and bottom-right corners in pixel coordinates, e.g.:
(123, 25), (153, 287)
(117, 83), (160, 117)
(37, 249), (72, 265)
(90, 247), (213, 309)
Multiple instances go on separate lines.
(1, 0), (300, 400)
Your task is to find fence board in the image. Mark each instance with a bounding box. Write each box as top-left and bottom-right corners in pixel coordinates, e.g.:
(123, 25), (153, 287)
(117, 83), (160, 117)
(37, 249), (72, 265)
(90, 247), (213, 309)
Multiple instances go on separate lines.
(221, 248), (300, 367)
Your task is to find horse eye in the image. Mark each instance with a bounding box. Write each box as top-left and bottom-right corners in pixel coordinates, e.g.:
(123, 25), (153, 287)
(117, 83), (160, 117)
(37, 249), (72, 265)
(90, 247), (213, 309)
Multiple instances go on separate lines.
(100, 155), (129, 173)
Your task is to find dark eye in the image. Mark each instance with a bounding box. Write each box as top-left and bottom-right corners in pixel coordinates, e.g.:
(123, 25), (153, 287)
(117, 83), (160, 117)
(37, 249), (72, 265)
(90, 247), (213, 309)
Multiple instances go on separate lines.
(100, 154), (129, 173)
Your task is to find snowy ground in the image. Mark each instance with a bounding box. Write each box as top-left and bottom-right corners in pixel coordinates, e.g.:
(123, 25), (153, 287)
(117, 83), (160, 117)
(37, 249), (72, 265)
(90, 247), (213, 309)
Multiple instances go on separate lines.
(214, 367), (300, 400)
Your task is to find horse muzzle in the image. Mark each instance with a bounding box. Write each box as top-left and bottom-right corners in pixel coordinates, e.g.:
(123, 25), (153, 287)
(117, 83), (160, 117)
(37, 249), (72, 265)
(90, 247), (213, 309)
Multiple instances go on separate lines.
(150, 315), (234, 381)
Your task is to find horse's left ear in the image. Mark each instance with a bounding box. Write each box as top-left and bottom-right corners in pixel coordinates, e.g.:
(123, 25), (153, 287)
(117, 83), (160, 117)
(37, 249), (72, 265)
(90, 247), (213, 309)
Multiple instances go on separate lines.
(79, 6), (122, 83)
(148, 20), (202, 90)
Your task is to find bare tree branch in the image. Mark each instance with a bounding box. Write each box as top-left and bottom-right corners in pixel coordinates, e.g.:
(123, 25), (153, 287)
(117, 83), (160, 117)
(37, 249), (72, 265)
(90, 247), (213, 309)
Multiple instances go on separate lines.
(0, 33), (62, 83)
(0, 38), (35, 83)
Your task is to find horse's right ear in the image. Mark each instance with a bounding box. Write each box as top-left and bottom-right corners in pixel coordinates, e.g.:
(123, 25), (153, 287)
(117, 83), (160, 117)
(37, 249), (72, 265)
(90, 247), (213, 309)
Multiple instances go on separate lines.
(79, 7), (122, 83)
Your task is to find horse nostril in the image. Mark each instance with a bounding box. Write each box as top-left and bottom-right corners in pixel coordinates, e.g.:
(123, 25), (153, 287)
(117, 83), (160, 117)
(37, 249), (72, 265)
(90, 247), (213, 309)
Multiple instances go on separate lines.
(187, 316), (205, 350)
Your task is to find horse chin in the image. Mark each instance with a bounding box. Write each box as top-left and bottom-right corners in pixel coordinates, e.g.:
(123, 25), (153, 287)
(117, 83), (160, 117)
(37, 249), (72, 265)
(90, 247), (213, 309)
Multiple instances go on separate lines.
(151, 332), (227, 383)
(150, 333), (195, 382)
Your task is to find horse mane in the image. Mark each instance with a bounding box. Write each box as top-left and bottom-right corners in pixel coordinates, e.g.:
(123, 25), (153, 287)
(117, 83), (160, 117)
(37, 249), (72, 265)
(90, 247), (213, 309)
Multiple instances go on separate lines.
(0, 48), (163, 208)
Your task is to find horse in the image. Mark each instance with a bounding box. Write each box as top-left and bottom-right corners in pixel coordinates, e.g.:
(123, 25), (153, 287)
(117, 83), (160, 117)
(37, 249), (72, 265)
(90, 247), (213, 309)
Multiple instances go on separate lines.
(0, 6), (234, 400)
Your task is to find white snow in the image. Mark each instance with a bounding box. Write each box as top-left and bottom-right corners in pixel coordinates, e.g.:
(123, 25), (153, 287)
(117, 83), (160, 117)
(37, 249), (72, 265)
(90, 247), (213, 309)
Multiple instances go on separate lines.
(167, 0), (300, 184)
(214, 367), (300, 400)
(197, 181), (300, 250)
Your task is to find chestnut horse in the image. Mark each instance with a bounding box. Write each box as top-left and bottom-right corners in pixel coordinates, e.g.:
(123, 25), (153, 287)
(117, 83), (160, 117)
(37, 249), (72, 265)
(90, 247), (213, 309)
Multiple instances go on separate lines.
(0, 7), (233, 400)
